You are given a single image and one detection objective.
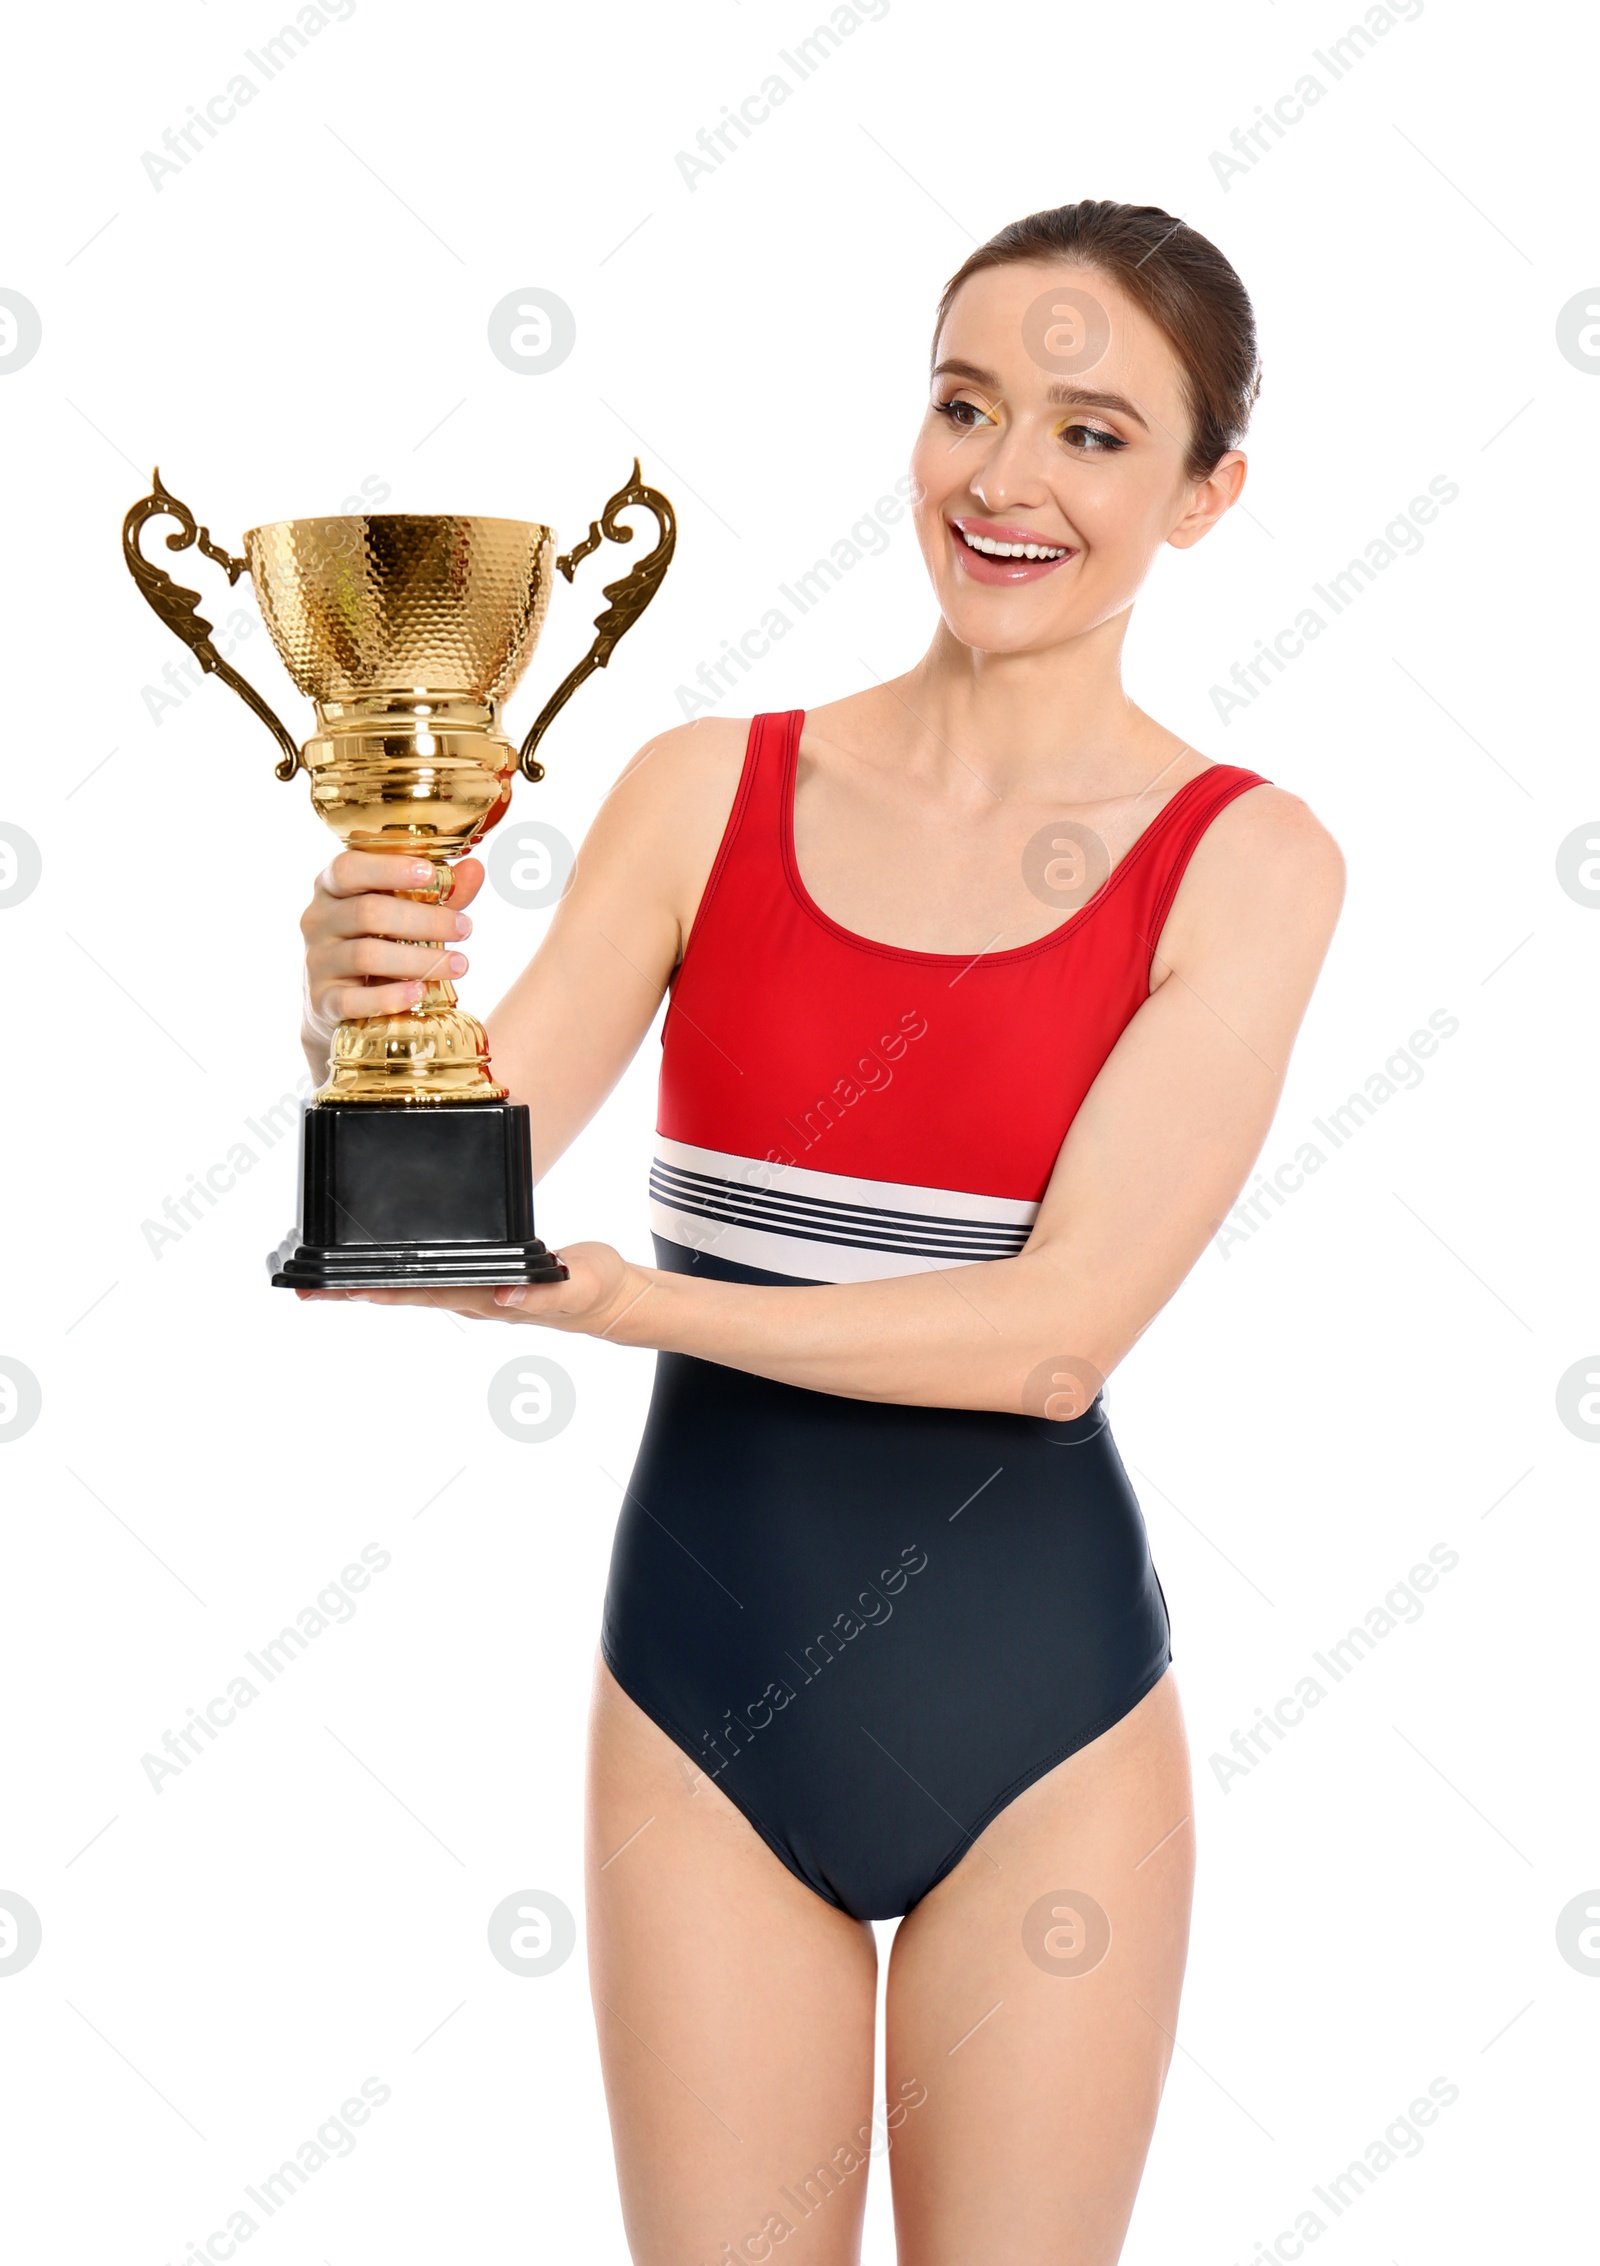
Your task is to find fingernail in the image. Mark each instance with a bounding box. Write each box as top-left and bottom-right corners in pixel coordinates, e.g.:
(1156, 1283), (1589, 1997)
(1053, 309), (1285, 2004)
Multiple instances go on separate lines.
(448, 953), (467, 975)
(454, 913), (472, 936)
(410, 861), (434, 881)
(498, 1286), (528, 1307)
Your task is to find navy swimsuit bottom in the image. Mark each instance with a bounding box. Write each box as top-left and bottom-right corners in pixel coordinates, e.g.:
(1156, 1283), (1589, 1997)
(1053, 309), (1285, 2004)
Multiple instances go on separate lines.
(601, 1243), (1171, 1922)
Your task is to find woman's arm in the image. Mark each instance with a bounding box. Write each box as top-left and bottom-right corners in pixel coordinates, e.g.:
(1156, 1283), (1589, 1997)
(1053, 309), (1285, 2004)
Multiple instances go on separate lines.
(484, 717), (751, 1175)
(502, 781), (1346, 1415)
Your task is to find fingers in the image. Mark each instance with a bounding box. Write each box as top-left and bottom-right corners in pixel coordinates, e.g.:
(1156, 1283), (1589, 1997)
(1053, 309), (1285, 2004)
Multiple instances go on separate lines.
(308, 930), (469, 1020)
(441, 856), (486, 909)
(295, 1285), (504, 1314)
(302, 852), (489, 1036)
(316, 978), (438, 1023)
(316, 849), (442, 900)
(315, 850), (487, 907)
(311, 927), (469, 974)
(313, 891), (472, 943)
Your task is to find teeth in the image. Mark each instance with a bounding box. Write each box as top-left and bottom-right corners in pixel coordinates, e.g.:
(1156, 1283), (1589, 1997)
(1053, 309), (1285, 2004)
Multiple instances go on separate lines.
(959, 526), (1068, 560)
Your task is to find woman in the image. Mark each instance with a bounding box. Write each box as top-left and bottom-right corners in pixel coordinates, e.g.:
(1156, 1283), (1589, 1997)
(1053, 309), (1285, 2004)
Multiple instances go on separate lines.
(300, 201), (1343, 2262)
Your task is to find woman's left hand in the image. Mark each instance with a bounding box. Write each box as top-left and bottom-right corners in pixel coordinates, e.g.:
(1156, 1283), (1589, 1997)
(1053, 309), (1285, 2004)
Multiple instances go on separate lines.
(296, 1241), (654, 1339)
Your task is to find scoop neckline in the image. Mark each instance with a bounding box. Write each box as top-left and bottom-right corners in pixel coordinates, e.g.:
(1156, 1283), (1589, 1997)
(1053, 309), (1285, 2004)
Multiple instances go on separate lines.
(779, 708), (1226, 968)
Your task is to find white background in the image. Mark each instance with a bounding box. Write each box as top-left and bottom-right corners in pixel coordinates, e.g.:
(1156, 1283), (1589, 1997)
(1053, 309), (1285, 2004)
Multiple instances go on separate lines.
(1, 0), (1594, 2259)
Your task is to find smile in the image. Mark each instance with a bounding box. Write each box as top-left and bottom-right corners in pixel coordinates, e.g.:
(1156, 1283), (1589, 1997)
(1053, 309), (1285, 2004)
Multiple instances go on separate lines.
(949, 518), (1077, 583)
(958, 527), (1069, 559)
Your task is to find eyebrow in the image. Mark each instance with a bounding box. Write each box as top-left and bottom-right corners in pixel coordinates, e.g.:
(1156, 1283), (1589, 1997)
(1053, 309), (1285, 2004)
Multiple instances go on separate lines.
(931, 358), (1151, 433)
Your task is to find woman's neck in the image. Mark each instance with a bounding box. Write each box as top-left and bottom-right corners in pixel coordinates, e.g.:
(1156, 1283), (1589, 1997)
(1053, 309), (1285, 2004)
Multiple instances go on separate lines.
(870, 609), (1186, 806)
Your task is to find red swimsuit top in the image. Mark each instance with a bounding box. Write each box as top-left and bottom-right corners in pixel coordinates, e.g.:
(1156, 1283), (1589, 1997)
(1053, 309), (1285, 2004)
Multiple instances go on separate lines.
(650, 709), (1270, 1283)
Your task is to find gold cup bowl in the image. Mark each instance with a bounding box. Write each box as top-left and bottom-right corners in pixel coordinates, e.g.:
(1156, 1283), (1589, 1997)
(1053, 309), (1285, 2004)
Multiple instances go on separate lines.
(123, 466), (675, 1103)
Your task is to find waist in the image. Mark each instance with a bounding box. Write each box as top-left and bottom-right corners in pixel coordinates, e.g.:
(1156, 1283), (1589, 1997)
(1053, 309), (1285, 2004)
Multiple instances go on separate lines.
(641, 1235), (1113, 1457)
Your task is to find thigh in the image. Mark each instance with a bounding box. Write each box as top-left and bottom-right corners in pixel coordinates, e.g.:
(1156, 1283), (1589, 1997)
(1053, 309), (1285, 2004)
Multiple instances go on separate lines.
(883, 1670), (1196, 2266)
(586, 1655), (880, 2266)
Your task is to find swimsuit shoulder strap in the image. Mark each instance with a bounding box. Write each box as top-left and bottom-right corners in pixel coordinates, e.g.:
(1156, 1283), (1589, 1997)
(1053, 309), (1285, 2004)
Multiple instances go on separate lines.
(1124, 761), (1274, 952)
(675, 710), (801, 975)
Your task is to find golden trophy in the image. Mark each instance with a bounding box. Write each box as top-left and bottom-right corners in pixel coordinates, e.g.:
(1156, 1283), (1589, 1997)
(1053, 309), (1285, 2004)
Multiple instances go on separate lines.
(121, 464), (675, 1288)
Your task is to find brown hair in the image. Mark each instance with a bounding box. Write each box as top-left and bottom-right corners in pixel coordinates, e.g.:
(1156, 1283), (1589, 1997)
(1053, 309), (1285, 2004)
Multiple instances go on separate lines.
(932, 200), (1262, 482)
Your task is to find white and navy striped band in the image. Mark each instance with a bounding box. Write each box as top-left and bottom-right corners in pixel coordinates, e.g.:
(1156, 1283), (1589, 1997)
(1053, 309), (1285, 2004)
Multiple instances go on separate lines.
(648, 1135), (1038, 1283)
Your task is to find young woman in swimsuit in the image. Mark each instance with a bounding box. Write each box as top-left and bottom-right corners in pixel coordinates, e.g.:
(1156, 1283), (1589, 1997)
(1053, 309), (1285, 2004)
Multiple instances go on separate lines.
(298, 201), (1344, 2263)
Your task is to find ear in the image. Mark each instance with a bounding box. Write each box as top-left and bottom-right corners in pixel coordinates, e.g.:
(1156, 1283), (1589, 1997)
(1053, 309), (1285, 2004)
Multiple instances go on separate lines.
(1167, 449), (1248, 551)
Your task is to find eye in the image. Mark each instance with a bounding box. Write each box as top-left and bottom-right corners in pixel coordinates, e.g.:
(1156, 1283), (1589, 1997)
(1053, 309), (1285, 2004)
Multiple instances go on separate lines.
(1060, 422), (1127, 455)
(932, 396), (995, 430)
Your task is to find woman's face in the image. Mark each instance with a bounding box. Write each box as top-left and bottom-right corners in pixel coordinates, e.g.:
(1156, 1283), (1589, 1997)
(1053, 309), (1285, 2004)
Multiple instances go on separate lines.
(910, 259), (1245, 657)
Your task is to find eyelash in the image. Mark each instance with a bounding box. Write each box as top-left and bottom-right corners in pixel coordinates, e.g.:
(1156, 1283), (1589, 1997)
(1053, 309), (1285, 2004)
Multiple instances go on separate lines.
(932, 397), (1128, 455)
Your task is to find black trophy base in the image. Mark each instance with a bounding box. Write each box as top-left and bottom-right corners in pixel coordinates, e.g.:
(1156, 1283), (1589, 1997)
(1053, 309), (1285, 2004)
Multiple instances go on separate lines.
(269, 1099), (568, 1290)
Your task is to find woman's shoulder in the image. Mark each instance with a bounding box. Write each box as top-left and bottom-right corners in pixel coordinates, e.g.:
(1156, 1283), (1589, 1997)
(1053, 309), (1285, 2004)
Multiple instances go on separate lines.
(576, 715), (763, 913)
(1196, 764), (1343, 868)
(1171, 760), (1346, 937)
(600, 713), (755, 822)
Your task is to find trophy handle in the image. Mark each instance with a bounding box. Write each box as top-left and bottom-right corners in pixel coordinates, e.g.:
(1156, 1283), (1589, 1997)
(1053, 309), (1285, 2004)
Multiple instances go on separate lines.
(121, 469), (304, 782)
(516, 458), (677, 783)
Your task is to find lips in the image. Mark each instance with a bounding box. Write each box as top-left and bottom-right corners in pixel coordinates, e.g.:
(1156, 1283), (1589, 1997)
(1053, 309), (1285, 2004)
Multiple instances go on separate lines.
(949, 516), (1077, 586)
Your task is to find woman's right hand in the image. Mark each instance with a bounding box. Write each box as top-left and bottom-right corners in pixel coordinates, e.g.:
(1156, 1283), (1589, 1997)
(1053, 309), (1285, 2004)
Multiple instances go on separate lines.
(299, 851), (485, 1071)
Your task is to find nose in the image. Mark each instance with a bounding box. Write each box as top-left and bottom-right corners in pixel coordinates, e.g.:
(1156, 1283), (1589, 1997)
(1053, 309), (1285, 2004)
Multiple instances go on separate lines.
(967, 416), (1053, 519)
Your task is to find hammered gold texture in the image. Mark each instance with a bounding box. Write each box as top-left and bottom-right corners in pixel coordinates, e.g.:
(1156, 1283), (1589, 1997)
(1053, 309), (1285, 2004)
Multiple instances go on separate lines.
(243, 515), (554, 701)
